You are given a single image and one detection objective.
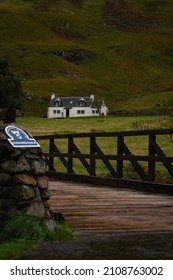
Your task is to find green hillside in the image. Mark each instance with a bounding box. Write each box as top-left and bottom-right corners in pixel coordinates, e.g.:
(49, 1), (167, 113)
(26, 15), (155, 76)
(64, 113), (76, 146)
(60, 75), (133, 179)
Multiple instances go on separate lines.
(0, 0), (173, 116)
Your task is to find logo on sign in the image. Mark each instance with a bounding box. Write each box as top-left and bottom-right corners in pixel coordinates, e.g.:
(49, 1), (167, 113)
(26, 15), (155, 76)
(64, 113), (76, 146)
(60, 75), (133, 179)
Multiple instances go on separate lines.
(5, 126), (40, 148)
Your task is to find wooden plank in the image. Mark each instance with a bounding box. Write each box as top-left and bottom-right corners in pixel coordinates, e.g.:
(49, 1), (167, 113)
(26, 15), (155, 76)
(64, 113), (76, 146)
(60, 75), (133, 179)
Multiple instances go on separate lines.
(92, 140), (117, 177)
(48, 180), (173, 233)
(152, 139), (173, 176)
(35, 129), (173, 140)
(47, 171), (173, 195)
(148, 135), (156, 181)
(51, 140), (69, 170)
(70, 140), (91, 174)
(119, 141), (148, 180)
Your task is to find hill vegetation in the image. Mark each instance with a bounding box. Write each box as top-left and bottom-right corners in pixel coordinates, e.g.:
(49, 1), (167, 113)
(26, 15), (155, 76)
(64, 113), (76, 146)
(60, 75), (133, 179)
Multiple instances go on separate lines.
(0, 0), (173, 116)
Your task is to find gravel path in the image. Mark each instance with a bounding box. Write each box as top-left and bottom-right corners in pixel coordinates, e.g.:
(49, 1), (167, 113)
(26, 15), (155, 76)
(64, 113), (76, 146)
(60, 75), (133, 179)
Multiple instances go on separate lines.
(17, 231), (173, 260)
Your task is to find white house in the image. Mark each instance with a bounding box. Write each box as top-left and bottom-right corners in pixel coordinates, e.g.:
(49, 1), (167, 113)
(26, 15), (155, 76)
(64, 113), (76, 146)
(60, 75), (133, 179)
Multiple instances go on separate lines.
(47, 94), (108, 118)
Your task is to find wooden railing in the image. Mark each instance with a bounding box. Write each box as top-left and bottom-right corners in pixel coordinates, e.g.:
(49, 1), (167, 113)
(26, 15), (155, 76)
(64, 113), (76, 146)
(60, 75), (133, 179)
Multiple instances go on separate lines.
(35, 129), (173, 193)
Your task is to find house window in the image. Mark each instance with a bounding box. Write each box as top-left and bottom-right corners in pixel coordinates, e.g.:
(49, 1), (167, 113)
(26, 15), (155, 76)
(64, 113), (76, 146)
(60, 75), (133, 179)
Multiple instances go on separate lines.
(77, 110), (85, 114)
(53, 110), (61, 114)
(78, 98), (86, 107)
(54, 98), (62, 107)
(92, 110), (98, 114)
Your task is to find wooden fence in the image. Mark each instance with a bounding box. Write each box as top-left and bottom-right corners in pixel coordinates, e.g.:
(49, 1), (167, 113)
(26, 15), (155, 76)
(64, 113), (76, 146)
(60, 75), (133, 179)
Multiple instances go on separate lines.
(35, 129), (173, 194)
(132, 116), (168, 130)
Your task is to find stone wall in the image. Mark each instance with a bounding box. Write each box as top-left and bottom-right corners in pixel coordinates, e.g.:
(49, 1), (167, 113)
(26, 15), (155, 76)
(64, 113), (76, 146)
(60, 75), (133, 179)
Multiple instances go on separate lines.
(0, 124), (51, 224)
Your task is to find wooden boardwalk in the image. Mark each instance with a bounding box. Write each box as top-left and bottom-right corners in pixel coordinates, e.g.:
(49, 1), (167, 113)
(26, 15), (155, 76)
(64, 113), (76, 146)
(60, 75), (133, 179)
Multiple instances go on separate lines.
(48, 180), (173, 233)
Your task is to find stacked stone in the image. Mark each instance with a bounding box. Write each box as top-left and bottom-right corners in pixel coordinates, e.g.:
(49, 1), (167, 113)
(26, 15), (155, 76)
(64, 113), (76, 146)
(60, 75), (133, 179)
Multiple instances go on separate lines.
(0, 124), (51, 224)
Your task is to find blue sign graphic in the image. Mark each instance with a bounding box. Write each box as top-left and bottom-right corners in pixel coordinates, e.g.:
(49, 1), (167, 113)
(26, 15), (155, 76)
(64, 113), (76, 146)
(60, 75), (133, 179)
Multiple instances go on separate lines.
(5, 126), (40, 148)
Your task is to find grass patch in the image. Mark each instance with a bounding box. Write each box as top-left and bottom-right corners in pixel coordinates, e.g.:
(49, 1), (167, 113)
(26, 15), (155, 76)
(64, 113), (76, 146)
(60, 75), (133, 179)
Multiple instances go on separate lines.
(0, 214), (74, 260)
(0, 239), (37, 260)
(16, 115), (173, 135)
(0, 214), (54, 242)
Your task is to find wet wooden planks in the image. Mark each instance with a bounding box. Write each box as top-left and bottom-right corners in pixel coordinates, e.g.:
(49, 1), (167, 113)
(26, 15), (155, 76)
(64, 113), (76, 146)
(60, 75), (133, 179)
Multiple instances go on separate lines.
(48, 180), (173, 232)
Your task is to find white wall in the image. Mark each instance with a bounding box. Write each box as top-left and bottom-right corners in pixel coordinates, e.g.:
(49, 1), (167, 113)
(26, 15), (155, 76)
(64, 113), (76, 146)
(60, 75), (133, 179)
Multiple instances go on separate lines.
(47, 107), (64, 118)
(71, 107), (99, 117)
(47, 107), (99, 118)
(100, 104), (109, 116)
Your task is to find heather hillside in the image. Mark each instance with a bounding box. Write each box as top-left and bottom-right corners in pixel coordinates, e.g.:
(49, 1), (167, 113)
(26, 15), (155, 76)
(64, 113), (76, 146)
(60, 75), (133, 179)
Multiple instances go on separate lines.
(0, 0), (173, 116)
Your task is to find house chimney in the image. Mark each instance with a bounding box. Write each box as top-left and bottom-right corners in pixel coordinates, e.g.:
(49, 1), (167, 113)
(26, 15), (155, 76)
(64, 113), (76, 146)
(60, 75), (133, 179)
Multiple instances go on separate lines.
(51, 94), (55, 99)
(90, 95), (94, 102)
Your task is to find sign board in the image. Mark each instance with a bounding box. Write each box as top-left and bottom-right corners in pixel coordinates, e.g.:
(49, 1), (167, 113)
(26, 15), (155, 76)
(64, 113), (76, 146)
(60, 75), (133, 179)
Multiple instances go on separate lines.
(5, 125), (40, 148)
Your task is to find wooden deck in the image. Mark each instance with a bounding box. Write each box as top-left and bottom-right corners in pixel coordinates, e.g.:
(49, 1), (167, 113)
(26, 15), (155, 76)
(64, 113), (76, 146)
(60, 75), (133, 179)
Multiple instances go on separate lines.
(48, 180), (173, 233)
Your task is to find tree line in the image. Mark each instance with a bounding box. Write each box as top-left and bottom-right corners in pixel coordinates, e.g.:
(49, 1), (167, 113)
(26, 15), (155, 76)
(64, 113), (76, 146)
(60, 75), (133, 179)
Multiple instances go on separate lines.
(0, 59), (24, 110)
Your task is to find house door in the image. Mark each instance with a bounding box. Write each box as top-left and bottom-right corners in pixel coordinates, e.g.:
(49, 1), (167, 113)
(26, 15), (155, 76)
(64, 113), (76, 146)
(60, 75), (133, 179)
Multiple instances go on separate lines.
(66, 109), (70, 118)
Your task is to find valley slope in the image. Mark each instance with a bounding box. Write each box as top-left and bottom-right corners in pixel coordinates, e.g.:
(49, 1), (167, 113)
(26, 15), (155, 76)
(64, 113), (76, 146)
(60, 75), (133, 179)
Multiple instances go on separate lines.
(0, 0), (173, 116)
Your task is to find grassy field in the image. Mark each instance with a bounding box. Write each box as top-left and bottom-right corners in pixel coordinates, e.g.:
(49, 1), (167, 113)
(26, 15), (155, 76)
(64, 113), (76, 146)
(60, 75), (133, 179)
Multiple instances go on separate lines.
(15, 115), (172, 135)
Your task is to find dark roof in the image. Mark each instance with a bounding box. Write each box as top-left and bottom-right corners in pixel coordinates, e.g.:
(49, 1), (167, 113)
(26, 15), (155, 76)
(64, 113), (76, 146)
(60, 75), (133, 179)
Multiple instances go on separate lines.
(48, 96), (92, 108)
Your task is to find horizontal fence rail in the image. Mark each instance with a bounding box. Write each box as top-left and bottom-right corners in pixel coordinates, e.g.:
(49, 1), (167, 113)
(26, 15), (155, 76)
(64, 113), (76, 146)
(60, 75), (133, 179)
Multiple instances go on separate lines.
(35, 129), (173, 194)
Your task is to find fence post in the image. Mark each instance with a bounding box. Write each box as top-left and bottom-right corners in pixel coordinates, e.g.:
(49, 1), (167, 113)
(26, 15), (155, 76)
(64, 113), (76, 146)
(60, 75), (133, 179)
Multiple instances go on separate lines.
(117, 135), (124, 178)
(68, 137), (74, 173)
(148, 135), (156, 182)
(49, 138), (55, 171)
(90, 136), (96, 176)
